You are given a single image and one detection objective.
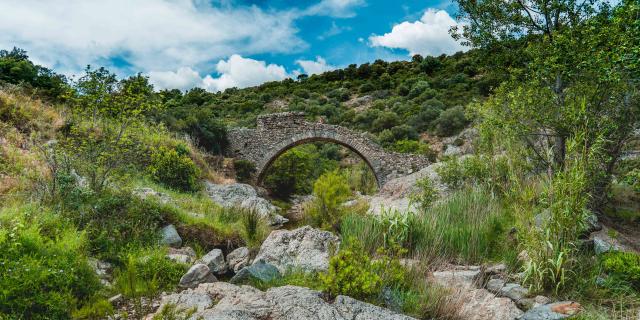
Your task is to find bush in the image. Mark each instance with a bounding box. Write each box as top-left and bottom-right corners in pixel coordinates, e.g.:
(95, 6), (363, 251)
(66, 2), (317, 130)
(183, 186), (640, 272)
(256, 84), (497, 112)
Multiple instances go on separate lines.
(240, 208), (269, 248)
(434, 106), (467, 136)
(148, 145), (201, 192)
(601, 252), (640, 290)
(0, 206), (102, 319)
(410, 177), (439, 211)
(391, 139), (435, 159)
(234, 159), (256, 183)
(113, 248), (188, 298)
(320, 242), (405, 302)
(622, 168), (640, 193)
(306, 170), (351, 230)
(71, 190), (176, 260)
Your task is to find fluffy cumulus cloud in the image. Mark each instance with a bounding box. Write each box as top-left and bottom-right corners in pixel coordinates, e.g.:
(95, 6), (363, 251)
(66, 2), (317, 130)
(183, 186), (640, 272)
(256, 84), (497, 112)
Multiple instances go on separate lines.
(304, 0), (366, 18)
(0, 0), (305, 76)
(369, 9), (466, 56)
(295, 56), (335, 75)
(149, 55), (290, 92)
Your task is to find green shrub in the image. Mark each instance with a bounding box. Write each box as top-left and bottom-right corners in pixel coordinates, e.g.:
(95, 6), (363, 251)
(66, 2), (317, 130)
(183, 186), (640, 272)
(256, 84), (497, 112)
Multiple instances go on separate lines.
(234, 159), (256, 183)
(622, 168), (640, 193)
(148, 145), (201, 192)
(240, 208), (268, 248)
(113, 248), (188, 298)
(391, 139), (435, 159)
(0, 207), (102, 319)
(71, 190), (175, 260)
(306, 170), (351, 230)
(434, 106), (467, 136)
(410, 177), (439, 211)
(602, 252), (640, 290)
(320, 242), (405, 302)
(71, 299), (115, 319)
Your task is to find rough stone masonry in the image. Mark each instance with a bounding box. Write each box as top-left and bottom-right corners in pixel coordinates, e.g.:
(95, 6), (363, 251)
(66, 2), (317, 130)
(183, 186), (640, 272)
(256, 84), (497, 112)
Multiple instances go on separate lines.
(226, 112), (431, 187)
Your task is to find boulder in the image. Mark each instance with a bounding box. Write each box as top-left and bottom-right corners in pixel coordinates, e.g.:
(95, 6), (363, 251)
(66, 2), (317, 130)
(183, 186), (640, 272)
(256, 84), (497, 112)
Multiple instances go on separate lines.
(148, 282), (416, 320)
(205, 182), (288, 226)
(457, 288), (524, 320)
(179, 264), (217, 288)
(518, 301), (581, 320)
(230, 260), (281, 284)
(253, 226), (340, 273)
(160, 224), (182, 248)
(166, 247), (196, 264)
(227, 247), (250, 273)
(199, 248), (227, 274)
(486, 279), (530, 308)
(366, 162), (447, 215)
(432, 266), (482, 289)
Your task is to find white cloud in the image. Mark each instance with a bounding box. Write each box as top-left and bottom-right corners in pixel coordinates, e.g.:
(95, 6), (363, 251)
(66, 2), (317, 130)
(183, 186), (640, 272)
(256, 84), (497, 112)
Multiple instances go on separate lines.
(149, 55), (290, 92)
(369, 9), (466, 56)
(304, 0), (366, 18)
(0, 0), (305, 76)
(203, 55), (289, 91)
(148, 67), (204, 91)
(295, 57), (335, 75)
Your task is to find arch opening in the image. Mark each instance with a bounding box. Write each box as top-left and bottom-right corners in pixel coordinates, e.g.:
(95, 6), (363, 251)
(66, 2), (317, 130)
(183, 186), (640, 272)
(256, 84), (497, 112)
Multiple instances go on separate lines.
(257, 138), (379, 200)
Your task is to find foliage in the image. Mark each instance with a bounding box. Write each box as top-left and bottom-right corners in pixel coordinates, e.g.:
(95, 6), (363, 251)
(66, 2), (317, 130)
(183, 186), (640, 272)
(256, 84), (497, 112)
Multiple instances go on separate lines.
(234, 159), (256, 183)
(622, 168), (640, 193)
(148, 145), (201, 192)
(306, 170), (352, 230)
(71, 299), (115, 319)
(239, 208), (269, 248)
(436, 155), (511, 194)
(390, 139), (436, 160)
(320, 241), (405, 302)
(0, 205), (102, 319)
(409, 177), (439, 212)
(601, 252), (640, 290)
(113, 248), (188, 298)
(342, 187), (509, 263)
(434, 106), (468, 136)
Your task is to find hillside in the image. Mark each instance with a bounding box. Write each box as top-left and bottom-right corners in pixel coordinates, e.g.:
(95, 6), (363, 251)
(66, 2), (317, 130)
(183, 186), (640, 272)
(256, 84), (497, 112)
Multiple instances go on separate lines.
(1, 1), (640, 317)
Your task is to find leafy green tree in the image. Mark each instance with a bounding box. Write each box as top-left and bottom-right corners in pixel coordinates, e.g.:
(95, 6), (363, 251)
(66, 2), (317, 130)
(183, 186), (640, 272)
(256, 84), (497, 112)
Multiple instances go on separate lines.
(308, 170), (351, 229)
(454, 0), (640, 205)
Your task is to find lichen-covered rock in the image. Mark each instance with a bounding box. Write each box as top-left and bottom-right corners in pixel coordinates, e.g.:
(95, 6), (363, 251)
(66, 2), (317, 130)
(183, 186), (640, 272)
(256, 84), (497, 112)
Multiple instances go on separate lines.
(518, 301), (581, 320)
(160, 224), (182, 248)
(166, 246), (196, 264)
(432, 266), (482, 289)
(227, 247), (250, 273)
(199, 248), (227, 274)
(230, 260), (281, 284)
(147, 282), (416, 320)
(253, 226), (340, 273)
(205, 182), (288, 226)
(179, 264), (217, 288)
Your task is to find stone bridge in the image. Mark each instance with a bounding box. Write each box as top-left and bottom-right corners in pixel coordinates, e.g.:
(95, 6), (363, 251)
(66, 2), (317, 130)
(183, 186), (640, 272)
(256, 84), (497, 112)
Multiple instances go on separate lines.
(226, 112), (431, 187)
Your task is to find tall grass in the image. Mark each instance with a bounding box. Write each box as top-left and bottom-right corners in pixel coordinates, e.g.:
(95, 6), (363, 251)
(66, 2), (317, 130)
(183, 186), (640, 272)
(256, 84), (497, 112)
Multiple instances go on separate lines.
(341, 187), (511, 264)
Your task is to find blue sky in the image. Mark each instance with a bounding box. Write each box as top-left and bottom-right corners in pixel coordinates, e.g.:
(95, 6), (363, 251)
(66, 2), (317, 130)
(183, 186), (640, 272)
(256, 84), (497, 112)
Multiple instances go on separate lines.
(0, 0), (466, 92)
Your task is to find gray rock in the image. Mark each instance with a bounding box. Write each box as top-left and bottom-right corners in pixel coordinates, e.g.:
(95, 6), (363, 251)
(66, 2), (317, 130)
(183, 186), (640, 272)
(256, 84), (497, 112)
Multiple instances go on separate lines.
(230, 260), (281, 284)
(227, 247), (251, 273)
(585, 213), (602, 233)
(108, 294), (123, 305)
(147, 282), (417, 319)
(593, 237), (615, 255)
(199, 248), (227, 274)
(205, 182), (288, 226)
(456, 288), (523, 320)
(518, 301), (582, 320)
(253, 226), (340, 273)
(179, 264), (217, 288)
(485, 263), (507, 276)
(166, 247), (196, 264)
(133, 187), (172, 204)
(487, 279), (530, 307)
(160, 224), (182, 248)
(432, 267), (482, 289)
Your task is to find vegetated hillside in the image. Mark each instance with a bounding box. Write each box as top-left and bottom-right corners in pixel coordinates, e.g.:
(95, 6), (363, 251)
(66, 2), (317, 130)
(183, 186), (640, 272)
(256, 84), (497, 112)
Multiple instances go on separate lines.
(157, 49), (508, 156)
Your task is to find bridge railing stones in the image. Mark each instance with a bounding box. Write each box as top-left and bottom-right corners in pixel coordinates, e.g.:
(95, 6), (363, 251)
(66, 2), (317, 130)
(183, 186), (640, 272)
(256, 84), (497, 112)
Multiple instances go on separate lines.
(227, 112), (431, 187)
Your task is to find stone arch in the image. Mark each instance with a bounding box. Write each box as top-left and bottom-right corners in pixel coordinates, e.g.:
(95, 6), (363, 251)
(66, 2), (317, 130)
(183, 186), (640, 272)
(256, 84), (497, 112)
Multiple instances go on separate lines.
(255, 135), (382, 187)
(226, 112), (431, 187)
